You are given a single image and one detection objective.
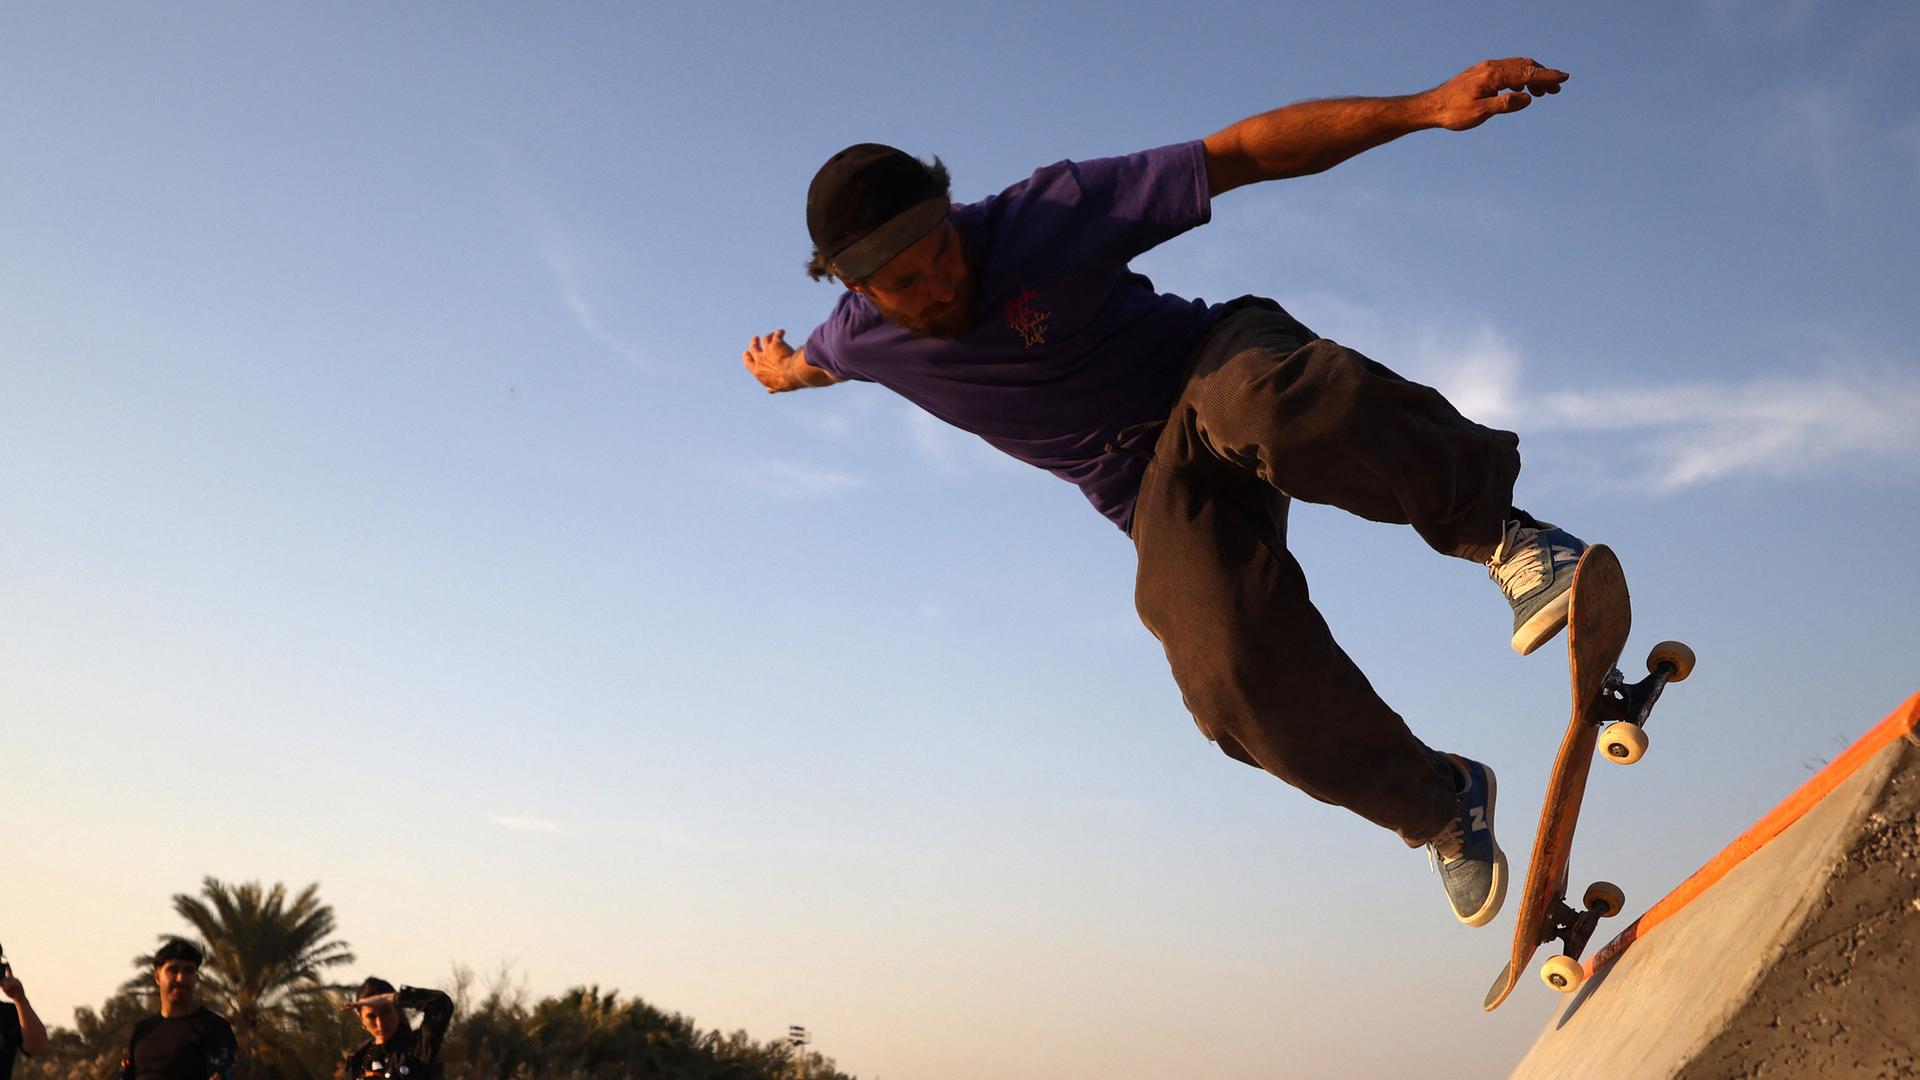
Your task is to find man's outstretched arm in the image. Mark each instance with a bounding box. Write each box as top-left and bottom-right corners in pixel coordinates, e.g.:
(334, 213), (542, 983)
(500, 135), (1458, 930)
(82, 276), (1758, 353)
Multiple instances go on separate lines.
(742, 328), (840, 394)
(1202, 57), (1568, 196)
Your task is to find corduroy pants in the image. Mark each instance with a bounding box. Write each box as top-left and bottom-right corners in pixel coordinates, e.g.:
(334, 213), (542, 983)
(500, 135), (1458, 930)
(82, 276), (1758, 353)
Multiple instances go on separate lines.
(1130, 297), (1522, 845)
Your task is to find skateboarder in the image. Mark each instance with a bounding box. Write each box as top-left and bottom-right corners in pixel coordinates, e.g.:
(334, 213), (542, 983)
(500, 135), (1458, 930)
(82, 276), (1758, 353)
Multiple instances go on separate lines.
(741, 57), (1588, 929)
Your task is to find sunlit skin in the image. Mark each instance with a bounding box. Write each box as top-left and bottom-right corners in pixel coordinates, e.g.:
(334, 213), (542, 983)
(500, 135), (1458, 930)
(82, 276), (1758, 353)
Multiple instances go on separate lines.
(154, 959), (200, 1019)
(845, 219), (976, 339)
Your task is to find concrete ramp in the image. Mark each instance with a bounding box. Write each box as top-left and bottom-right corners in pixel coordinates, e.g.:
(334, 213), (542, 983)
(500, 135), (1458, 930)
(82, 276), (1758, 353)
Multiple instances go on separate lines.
(1510, 691), (1920, 1080)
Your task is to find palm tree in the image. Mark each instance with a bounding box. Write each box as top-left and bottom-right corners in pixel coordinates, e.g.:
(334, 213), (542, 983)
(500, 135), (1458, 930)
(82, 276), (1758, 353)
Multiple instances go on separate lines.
(133, 877), (356, 1079)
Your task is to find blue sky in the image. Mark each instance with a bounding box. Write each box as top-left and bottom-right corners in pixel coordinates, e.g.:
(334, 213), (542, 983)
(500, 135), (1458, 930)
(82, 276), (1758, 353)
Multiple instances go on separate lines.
(4, 3), (1917, 1077)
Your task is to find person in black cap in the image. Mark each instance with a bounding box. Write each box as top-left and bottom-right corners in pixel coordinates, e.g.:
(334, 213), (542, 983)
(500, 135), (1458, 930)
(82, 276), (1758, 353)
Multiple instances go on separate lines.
(121, 939), (238, 1080)
(0, 946), (51, 1080)
(743, 58), (1590, 930)
(338, 977), (453, 1080)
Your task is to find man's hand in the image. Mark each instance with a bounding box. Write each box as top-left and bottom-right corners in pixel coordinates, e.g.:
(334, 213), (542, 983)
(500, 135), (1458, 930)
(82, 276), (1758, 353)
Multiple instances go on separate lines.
(339, 990), (398, 1012)
(1, 972), (24, 1002)
(1423, 57), (1568, 132)
(742, 329), (837, 393)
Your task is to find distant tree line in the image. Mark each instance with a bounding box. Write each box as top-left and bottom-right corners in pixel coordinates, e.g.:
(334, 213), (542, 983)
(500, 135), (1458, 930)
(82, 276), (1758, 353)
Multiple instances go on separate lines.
(18, 879), (854, 1080)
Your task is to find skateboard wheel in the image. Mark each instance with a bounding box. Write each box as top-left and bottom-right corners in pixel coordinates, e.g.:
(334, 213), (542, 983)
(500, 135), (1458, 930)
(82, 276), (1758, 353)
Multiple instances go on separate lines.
(1583, 881), (1626, 917)
(1647, 640), (1695, 682)
(1540, 954), (1586, 994)
(1599, 721), (1649, 765)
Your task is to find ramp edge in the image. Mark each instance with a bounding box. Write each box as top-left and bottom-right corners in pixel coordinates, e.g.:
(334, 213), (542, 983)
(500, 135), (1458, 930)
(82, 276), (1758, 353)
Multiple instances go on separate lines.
(1583, 689), (1920, 979)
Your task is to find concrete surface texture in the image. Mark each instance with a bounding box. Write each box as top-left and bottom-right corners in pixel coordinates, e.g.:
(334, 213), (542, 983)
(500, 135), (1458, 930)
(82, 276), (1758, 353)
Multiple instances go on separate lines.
(1510, 697), (1920, 1080)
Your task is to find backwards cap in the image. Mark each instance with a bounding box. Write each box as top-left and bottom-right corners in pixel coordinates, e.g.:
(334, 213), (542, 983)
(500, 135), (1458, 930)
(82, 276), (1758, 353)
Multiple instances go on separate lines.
(806, 144), (949, 281)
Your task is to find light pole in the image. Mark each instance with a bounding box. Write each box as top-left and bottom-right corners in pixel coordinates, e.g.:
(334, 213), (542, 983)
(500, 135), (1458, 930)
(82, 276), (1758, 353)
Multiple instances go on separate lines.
(788, 1025), (810, 1080)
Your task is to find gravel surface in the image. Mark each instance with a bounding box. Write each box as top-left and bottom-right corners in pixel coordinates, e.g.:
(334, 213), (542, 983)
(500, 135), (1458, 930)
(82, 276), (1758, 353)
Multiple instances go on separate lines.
(1675, 741), (1920, 1080)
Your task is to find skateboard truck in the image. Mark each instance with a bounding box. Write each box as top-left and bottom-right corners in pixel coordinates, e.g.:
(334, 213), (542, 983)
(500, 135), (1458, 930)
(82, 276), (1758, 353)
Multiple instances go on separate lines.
(1594, 642), (1697, 766)
(1533, 885), (1626, 992)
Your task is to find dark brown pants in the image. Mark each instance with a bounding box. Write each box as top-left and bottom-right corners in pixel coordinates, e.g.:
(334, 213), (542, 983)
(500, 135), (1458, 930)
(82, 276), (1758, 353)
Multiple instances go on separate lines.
(1130, 298), (1521, 844)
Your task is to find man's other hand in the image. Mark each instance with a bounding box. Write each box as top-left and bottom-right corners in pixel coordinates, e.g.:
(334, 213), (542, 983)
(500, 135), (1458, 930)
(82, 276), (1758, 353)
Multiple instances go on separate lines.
(743, 329), (836, 393)
(744, 329), (803, 392)
(1426, 57), (1568, 132)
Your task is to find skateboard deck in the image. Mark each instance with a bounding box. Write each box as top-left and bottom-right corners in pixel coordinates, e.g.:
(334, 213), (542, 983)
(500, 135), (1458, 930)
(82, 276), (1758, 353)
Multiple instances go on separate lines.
(1484, 544), (1662, 1011)
(1483, 544), (1696, 1009)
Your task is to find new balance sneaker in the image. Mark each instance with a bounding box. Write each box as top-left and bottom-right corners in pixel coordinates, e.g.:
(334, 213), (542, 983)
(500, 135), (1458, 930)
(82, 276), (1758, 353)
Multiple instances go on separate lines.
(1488, 513), (1588, 655)
(1429, 755), (1507, 927)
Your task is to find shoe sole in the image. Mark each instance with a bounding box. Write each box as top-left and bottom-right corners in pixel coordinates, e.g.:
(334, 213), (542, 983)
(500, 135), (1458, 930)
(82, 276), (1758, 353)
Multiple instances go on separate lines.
(1461, 851), (1509, 927)
(1456, 763), (1508, 928)
(1511, 585), (1574, 656)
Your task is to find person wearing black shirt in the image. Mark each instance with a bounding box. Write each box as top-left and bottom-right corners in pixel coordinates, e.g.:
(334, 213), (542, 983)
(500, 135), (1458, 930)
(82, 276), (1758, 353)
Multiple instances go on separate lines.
(1, 948), (52, 1080)
(121, 939), (237, 1080)
(340, 978), (453, 1080)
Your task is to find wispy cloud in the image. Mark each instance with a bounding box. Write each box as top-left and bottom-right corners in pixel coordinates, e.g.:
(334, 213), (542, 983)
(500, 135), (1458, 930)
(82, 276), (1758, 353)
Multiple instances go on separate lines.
(481, 139), (649, 368)
(1287, 294), (1920, 493)
(539, 236), (649, 368)
(1526, 364), (1920, 491)
(1371, 319), (1920, 493)
(489, 814), (564, 834)
(723, 460), (866, 499)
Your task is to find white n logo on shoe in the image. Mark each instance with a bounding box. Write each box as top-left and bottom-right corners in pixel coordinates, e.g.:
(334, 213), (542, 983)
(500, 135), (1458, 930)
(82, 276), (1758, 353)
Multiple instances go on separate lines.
(1470, 807), (1489, 833)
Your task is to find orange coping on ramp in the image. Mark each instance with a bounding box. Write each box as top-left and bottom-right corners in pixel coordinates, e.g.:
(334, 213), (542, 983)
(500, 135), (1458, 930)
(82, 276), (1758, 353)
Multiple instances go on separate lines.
(1584, 690), (1920, 979)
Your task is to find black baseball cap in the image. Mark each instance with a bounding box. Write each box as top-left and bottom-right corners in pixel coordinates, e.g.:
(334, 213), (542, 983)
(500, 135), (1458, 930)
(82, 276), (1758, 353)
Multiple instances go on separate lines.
(807, 144), (949, 281)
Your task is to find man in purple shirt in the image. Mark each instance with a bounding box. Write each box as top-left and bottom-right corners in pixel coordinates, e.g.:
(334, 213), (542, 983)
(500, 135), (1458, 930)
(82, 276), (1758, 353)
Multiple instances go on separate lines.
(744, 58), (1585, 930)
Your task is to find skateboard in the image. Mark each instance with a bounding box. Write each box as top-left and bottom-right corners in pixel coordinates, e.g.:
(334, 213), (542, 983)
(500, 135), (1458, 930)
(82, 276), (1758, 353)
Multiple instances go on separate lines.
(1482, 544), (1695, 1011)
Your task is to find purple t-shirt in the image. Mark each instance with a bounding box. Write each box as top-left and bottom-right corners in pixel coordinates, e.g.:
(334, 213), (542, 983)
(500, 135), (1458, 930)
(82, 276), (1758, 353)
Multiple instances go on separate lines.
(803, 140), (1220, 533)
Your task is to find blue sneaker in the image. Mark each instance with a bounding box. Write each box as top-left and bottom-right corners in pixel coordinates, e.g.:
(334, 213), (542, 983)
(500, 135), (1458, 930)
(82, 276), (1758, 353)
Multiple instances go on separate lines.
(1489, 514), (1587, 655)
(1429, 755), (1507, 927)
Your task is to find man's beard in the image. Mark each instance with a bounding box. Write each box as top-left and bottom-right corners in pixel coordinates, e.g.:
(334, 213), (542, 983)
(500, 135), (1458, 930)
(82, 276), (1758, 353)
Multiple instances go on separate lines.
(876, 277), (978, 340)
